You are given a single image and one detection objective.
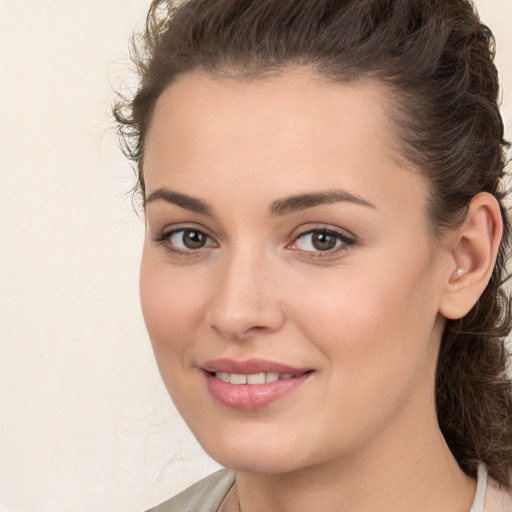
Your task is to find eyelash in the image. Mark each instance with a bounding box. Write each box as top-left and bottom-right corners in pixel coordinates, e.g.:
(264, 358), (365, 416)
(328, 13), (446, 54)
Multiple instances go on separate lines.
(153, 226), (356, 258)
(153, 228), (218, 256)
(287, 227), (356, 258)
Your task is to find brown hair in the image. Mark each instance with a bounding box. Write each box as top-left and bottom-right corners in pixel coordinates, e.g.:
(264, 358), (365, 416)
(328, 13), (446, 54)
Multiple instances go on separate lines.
(114, 0), (512, 485)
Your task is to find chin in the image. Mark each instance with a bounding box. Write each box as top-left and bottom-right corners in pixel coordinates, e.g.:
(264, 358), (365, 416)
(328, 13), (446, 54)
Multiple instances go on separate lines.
(192, 426), (320, 475)
(209, 449), (306, 474)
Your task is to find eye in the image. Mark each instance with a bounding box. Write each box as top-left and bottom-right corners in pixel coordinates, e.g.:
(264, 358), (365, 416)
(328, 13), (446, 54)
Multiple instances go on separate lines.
(289, 228), (355, 253)
(154, 228), (217, 253)
(169, 229), (212, 249)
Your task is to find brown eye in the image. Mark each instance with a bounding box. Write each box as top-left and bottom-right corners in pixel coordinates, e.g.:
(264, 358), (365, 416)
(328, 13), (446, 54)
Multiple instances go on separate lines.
(168, 229), (215, 250)
(311, 231), (338, 251)
(290, 228), (355, 255)
(182, 230), (207, 249)
(294, 230), (342, 252)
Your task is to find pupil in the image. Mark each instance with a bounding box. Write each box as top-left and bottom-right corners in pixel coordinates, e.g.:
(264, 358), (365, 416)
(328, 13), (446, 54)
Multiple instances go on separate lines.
(183, 230), (206, 249)
(312, 232), (337, 251)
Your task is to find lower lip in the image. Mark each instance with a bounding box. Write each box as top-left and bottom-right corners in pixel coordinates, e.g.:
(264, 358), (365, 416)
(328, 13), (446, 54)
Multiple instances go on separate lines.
(204, 372), (311, 411)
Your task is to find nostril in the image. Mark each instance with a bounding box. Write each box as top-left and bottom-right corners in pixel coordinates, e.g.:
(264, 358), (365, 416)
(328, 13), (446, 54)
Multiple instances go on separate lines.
(207, 291), (286, 340)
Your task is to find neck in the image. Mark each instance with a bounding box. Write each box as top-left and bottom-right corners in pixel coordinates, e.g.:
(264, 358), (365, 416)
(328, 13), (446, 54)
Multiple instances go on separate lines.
(232, 413), (475, 512)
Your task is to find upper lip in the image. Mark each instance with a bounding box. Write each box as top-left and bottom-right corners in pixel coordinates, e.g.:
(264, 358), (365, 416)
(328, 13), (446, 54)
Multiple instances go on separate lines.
(201, 358), (311, 375)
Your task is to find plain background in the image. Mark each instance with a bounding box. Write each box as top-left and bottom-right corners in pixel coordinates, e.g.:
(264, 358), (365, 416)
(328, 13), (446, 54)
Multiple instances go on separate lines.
(0, 1), (510, 511)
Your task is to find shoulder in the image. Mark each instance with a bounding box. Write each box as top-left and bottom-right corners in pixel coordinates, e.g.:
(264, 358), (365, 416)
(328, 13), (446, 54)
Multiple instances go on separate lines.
(146, 469), (236, 512)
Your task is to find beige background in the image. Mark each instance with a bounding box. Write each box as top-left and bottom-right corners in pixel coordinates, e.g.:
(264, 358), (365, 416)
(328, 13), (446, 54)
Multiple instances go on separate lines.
(0, 1), (510, 511)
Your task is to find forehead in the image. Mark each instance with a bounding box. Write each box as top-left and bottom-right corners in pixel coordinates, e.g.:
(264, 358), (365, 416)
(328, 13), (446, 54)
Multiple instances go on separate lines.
(146, 70), (399, 173)
(144, 69), (427, 221)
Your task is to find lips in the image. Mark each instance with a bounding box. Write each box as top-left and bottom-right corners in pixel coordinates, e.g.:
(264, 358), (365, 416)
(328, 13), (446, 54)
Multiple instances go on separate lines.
(201, 358), (312, 411)
(202, 357), (309, 374)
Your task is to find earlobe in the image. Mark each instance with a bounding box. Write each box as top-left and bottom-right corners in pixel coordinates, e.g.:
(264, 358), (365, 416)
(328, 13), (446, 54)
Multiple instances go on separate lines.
(439, 192), (503, 320)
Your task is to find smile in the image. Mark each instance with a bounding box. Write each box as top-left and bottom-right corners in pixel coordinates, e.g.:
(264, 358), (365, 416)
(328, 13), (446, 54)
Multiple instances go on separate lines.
(201, 359), (313, 411)
(214, 372), (295, 384)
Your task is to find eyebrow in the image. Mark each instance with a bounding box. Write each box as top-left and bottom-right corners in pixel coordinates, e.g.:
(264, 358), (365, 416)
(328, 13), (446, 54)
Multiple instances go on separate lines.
(144, 187), (376, 216)
(270, 190), (376, 216)
(145, 188), (213, 216)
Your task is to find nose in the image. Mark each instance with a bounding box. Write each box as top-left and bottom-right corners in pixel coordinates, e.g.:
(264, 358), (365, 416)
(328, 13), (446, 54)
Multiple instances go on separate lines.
(206, 250), (286, 340)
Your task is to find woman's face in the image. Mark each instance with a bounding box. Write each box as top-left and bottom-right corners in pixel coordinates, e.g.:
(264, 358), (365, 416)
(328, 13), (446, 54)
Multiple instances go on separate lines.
(140, 70), (452, 474)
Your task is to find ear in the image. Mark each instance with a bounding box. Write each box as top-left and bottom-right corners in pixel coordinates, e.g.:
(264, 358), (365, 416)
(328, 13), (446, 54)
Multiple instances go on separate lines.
(439, 192), (503, 320)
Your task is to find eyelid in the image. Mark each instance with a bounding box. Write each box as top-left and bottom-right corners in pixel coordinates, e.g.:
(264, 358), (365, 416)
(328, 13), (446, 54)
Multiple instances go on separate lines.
(287, 225), (357, 256)
(152, 221), (212, 239)
(152, 223), (219, 254)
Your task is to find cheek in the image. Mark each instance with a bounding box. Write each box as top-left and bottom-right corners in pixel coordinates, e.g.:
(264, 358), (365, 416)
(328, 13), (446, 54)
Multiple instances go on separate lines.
(286, 261), (441, 446)
(139, 250), (207, 359)
(293, 250), (441, 377)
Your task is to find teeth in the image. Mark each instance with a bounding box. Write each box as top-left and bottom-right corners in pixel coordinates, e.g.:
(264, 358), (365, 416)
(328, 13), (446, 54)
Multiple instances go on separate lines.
(247, 373), (266, 384)
(230, 374), (247, 385)
(214, 371), (295, 385)
(265, 372), (280, 383)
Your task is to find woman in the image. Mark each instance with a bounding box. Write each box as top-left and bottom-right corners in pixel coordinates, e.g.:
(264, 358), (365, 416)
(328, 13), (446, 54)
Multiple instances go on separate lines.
(115, 0), (512, 510)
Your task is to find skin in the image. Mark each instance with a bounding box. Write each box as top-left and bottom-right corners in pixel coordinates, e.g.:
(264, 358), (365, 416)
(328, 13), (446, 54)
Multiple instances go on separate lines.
(140, 70), (499, 511)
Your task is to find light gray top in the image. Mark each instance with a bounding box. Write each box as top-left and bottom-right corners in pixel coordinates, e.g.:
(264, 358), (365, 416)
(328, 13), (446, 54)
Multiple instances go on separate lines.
(469, 464), (488, 512)
(146, 464), (512, 512)
(146, 469), (235, 512)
